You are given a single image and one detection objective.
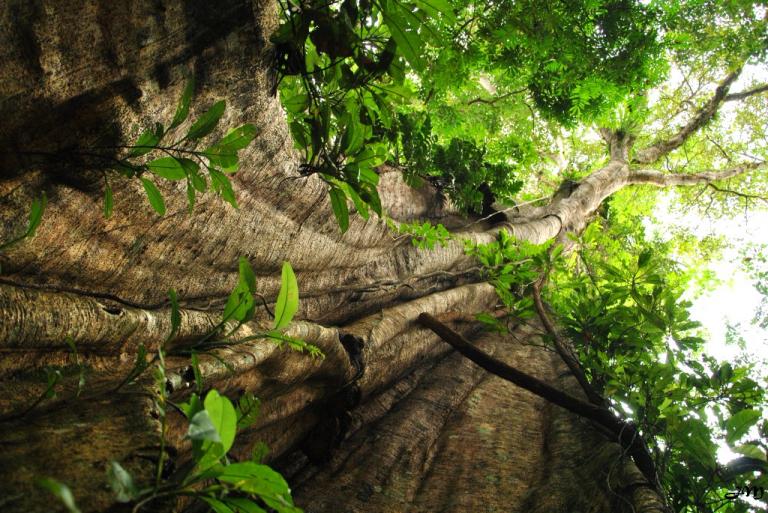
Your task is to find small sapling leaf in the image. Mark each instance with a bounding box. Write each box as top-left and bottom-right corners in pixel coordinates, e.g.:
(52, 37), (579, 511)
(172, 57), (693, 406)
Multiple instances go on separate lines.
(273, 261), (299, 330)
(147, 157), (187, 181)
(186, 100), (226, 141)
(141, 178), (166, 215)
(107, 461), (139, 503)
(170, 78), (195, 129)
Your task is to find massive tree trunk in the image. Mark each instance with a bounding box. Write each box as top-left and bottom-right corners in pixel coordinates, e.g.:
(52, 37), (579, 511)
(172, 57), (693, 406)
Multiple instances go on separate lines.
(1, 1), (732, 512)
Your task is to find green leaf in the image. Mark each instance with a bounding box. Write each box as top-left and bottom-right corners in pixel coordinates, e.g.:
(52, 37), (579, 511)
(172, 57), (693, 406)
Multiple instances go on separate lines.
(289, 120), (309, 149)
(341, 183), (369, 220)
(217, 124), (258, 150)
(361, 183), (382, 216)
(187, 409), (221, 443)
(638, 249), (652, 268)
(178, 157), (200, 177)
(37, 478), (82, 513)
(186, 100), (226, 140)
(129, 127), (161, 157)
(179, 392), (203, 419)
(103, 182), (114, 218)
(26, 192), (46, 239)
(358, 166), (380, 186)
(273, 261), (299, 330)
(147, 157), (187, 180)
(238, 256), (257, 292)
(266, 330), (323, 357)
(44, 368), (62, 399)
(734, 443), (767, 461)
(341, 118), (364, 155)
(224, 498), (268, 513)
(216, 462), (297, 508)
(170, 78), (195, 129)
(251, 441), (270, 464)
(188, 166), (207, 192)
(282, 93), (309, 114)
(186, 182), (196, 212)
(205, 144), (239, 172)
(168, 288), (181, 341)
(415, 0), (456, 22)
(106, 461), (138, 503)
(352, 147), (387, 169)
(209, 168), (238, 207)
(725, 409), (762, 445)
(200, 498), (236, 513)
(204, 389), (237, 454)
(140, 178), (166, 215)
(223, 257), (257, 324)
(383, 1), (425, 71)
(237, 392), (261, 430)
(329, 187), (349, 233)
(223, 286), (253, 325)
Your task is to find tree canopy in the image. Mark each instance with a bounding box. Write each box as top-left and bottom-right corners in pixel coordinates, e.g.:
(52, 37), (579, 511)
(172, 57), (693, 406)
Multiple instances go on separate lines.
(270, 0), (768, 510)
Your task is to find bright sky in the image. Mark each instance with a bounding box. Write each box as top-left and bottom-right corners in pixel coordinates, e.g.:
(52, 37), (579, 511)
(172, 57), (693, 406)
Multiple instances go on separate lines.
(651, 195), (768, 361)
(649, 193), (768, 467)
(647, 61), (768, 365)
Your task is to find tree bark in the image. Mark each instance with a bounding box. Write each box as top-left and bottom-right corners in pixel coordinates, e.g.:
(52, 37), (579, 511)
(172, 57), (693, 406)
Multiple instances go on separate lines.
(0, 1), (742, 513)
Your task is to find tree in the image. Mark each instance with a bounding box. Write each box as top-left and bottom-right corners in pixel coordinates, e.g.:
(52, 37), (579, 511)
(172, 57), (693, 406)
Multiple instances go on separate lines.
(0, 1), (766, 513)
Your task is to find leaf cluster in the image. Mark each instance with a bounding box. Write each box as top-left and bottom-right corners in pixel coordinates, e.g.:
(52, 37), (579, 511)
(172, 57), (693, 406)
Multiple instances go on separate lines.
(274, 0), (455, 230)
(549, 221), (767, 513)
(112, 81), (257, 216)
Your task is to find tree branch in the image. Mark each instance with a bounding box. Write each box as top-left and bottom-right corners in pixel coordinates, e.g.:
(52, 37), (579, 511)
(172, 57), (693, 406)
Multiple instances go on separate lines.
(707, 183), (768, 203)
(467, 88), (527, 106)
(632, 69), (742, 165)
(627, 161), (765, 187)
(725, 83), (768, 102)
(531, 281), (606, 406)
(417, 312), (664, 498)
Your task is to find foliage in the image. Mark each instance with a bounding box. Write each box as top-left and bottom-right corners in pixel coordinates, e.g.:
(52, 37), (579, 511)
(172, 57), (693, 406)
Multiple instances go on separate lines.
(37, 478), (82, 513)
(189, 258), (322, 357)
(41, 259), (312, 512)
(464, 211), (768, 512)
(429, 137), (523, 213)
(107, 79), (257, 215)
(547, 220), (767, 513)
(273, 0), (666, 229)
(103, 386), (302, 513)
(273, 0), (450, 230)
(743, 244), (768, 330)
(386, 218), (452, 250)
(0, 193), (46, 253)
(468, 0), (664, 125)
(464, 229), (554, 313)
(92, 357), (301, 513)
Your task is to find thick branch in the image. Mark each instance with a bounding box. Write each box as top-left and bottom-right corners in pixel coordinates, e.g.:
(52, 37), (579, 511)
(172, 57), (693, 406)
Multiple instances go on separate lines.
(627, 162), (764, 187)
(633, 69), (742, 165)
(417, 312), (663, 497)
